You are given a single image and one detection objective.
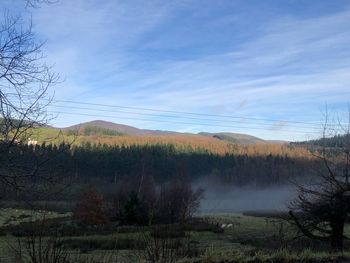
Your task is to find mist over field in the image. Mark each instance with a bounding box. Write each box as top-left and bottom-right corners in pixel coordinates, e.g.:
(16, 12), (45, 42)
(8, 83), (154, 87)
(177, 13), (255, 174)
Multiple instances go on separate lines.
(198, 185), (296, 213)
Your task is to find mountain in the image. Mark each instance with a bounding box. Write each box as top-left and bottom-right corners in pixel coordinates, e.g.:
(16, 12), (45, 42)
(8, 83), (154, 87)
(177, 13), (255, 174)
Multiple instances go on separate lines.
(62, 120), (271, 145)
(199, 132), (265, 145)
(64, 120), (180, 136)
(65, 120), (141, 135)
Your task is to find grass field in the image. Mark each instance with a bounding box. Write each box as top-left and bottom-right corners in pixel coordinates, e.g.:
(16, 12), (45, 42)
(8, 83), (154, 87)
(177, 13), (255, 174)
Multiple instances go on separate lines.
(1, 209), (350, 262)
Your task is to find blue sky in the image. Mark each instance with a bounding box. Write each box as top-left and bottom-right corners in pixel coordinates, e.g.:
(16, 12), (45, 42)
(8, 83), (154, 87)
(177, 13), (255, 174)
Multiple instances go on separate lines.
(3, 0), (350, 140)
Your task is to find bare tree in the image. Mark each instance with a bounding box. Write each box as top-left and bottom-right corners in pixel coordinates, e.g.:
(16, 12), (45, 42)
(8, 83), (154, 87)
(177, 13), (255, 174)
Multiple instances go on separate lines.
(157, 178), (204, 224)
(0, 13), (57, 140)
(10, 221), (71, 263)
(0, 9), (59, 198)
(289, 110), (350, 251)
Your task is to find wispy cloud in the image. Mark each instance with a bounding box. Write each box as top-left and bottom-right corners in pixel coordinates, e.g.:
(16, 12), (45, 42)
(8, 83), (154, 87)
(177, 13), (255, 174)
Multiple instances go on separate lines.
(4, 0), (350, 140)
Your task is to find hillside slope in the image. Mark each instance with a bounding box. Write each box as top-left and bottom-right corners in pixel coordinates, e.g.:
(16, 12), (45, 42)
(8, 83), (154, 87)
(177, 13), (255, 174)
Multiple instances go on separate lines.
(63, 120), (269, 145)
(64, 120), (180, 136)
(25, 120), (308, 157)
(199, 132), (265, 145)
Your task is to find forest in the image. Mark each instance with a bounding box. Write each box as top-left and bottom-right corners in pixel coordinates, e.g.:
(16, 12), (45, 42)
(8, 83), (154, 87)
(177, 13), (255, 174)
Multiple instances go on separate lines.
(0, 140), (318, 201)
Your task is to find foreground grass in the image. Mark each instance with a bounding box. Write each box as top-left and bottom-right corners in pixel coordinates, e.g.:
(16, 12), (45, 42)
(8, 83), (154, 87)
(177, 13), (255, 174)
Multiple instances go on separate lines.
(199, 248), (350, 263)
(0, 209), (350, 263)
(0, 208), (70, 226)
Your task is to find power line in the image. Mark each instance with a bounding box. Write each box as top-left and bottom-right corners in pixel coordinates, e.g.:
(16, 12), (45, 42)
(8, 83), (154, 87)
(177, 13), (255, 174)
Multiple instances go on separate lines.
(3, 92), (344, 132)
(6, 93), (350, 128)
(48, 104), (323, 130)
(3, 92), (341, 127)
(52, 98), (323, 127)
(47, 110), (321, 135)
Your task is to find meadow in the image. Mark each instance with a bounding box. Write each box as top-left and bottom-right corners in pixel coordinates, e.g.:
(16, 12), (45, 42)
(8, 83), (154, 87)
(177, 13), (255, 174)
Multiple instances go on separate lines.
(1, 208), (349, 263)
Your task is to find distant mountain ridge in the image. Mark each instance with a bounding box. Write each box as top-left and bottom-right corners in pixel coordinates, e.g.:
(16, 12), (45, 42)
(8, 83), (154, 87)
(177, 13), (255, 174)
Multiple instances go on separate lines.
(61, 120), (285, 145)
(64, 120), (180, 136)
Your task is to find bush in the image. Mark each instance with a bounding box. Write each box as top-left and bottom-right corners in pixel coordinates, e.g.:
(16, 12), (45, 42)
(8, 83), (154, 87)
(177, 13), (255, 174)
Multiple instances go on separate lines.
(137, 225), (199, 263)
(122, 192), (150, 225)
(73, 188), (110, 225)
(155, 180), (204, 224)
(113, 178), (204, 226)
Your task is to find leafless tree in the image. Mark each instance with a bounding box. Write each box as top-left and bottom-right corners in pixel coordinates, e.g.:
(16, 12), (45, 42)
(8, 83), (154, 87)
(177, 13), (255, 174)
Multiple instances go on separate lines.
(289, 110), (350, 251)
(157, 178), (204, 224)
(10, 224), (70, 263)
(0, 7), (59, 199)
(0, 12), (57, 141)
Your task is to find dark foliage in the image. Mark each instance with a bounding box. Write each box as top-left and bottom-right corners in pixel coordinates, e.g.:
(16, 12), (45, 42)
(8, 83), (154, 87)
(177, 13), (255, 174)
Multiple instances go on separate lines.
(292, 134), (350, 149)
(289, 118), (350, 252)
(0, 142), (316, 202)
(73, 188), (110, 225)
(113, 176), (203, 225)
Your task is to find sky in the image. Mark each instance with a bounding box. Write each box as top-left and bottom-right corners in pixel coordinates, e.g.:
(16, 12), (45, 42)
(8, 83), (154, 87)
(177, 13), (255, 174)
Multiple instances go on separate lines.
(2, 0), (350, 141)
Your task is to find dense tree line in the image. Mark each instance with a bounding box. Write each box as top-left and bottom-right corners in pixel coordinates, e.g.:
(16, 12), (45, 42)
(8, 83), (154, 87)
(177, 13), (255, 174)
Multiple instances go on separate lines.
(292, 134), (350, 149)
(69, 143), (316, 187)
(0, 141), (319, 201)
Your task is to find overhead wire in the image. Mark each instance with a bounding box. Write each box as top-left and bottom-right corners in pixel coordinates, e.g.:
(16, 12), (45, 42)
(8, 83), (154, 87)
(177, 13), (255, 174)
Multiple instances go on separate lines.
(47, 110), (322, 135)
(48, 104), (323, 131)
(52, 98), (324, 126)
(3, 92), (342, 135)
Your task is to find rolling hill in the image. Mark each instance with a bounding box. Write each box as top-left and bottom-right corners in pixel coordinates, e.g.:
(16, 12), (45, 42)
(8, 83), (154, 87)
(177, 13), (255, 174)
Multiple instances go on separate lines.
(64, 120), (180, 136)
(62, 120), (271, 144)
(17, 119), (293, 152)
(24, 120), (310, 158)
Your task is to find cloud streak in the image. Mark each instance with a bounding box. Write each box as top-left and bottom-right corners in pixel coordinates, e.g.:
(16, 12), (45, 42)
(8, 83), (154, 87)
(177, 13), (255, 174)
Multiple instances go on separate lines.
(4, 0), (350, 140)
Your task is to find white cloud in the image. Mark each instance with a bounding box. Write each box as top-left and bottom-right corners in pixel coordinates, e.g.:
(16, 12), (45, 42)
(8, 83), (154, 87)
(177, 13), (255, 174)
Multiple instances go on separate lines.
(7, 0), (350, 141)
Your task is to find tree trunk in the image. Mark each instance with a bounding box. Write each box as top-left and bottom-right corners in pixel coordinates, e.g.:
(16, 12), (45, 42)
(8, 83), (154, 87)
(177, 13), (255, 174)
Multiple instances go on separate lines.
(330, 219), (345, 252)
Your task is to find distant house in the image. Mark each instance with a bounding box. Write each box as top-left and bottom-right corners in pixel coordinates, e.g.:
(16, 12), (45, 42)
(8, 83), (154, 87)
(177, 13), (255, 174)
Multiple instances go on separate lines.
(27, 138), (38, 146)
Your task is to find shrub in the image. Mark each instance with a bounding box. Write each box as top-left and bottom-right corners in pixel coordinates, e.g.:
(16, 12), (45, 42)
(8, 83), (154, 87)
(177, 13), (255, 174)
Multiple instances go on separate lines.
(73, 188), (110, 225)
(122, 192), (150, 225)
(155, 180), (204, 224)
(136, 225), (198, 263)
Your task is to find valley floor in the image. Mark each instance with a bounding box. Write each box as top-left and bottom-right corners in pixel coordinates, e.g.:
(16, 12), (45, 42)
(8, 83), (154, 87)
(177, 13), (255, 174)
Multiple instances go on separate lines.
(0, 208), (349, 263)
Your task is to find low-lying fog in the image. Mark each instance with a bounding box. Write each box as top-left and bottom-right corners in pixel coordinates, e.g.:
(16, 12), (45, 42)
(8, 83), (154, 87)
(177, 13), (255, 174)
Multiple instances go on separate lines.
(198, 185), (296, 213)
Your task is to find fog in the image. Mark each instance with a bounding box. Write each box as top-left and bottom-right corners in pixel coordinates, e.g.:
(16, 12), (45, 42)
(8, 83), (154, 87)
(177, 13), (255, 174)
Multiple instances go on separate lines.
(198, 185), (296, 213)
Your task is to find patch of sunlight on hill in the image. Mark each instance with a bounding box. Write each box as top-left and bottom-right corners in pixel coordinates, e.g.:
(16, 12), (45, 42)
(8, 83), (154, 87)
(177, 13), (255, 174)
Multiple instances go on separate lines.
(31, 127), (312, 158)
